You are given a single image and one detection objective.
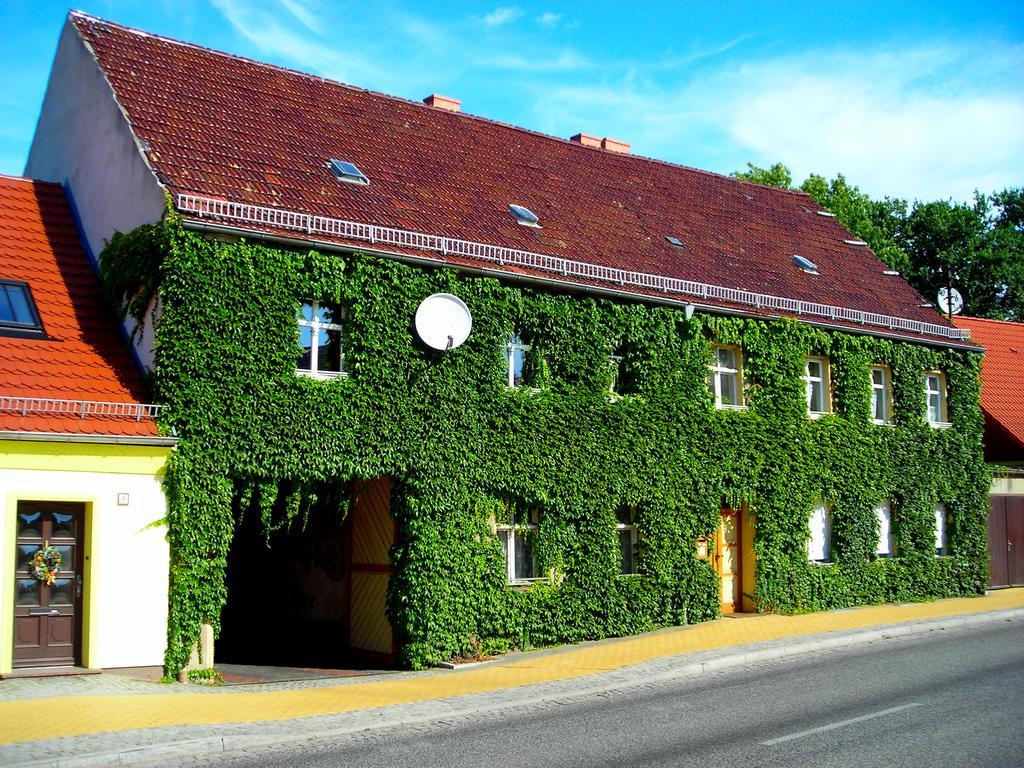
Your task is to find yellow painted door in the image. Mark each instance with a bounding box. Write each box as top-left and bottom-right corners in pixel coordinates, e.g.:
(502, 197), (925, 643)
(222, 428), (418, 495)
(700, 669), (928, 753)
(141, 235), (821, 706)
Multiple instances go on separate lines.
(716, 509), (741, 614)
(347, 478), (395, 659)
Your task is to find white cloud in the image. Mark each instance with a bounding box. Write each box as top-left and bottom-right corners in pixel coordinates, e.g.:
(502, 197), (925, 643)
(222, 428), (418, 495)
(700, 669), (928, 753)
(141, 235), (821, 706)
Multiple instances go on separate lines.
(278, 0), (322, 35)
(537, 12), (561, 28)
(483, 7), (523, 27)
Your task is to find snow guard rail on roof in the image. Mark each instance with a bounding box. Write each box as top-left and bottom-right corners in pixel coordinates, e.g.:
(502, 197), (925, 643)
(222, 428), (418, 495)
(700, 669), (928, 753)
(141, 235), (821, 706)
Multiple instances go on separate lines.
(0, 396), (163, 421)
(177, 193), (972, 343)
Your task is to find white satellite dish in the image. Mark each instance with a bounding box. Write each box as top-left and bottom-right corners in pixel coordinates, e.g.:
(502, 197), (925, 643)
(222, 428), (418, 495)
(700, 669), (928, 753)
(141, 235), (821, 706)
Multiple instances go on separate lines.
(937, 287), (963, 316)
(414, 293), (473, 351)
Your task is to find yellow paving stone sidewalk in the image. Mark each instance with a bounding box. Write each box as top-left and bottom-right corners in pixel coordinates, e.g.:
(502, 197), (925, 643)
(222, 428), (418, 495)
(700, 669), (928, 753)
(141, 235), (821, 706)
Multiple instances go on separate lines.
(1, 589), (1021, 746)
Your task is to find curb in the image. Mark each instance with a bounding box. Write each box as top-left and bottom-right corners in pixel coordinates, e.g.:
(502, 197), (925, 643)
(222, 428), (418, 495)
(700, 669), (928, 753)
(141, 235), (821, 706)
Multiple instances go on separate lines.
(12, 607), (1024, 768)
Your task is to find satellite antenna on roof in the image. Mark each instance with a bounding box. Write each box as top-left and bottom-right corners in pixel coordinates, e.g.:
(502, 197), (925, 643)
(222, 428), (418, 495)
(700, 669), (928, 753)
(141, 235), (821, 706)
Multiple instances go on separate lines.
(937, 287), (963, 318)
(414, 294), (473, 351)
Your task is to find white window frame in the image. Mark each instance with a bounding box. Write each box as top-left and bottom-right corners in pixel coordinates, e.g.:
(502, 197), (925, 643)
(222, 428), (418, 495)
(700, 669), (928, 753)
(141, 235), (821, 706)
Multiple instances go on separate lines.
(297, 300), (346, 379)
(807, 502), (832, 563)
(870, 365), (893, 425)
(875, 501), (893, 558)
(506, 333), (532, 388)
(935, 503), (948, 556)
(924, 372), (951, 428)
(709, 345), (746, 410)
(616, 507), (638, 575)
(496, 507), (541, 583)
(804, 356), (832, 417)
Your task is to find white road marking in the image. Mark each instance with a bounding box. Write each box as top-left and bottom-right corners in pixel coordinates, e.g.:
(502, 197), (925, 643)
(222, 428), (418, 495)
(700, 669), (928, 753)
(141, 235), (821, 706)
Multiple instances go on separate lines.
(761, 703), (923, 746)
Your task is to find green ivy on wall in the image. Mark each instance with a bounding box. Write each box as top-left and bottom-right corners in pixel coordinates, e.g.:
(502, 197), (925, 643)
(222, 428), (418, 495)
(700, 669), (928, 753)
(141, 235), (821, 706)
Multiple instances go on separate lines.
(100, 219), (990, 674)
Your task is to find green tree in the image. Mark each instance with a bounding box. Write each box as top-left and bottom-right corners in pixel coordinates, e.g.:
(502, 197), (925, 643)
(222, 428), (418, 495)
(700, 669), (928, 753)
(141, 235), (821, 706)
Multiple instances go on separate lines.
(732, 162), (794, 190)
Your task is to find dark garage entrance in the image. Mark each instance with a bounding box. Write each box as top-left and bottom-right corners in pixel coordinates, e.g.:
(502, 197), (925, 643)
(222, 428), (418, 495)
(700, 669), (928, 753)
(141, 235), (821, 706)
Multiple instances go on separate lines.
(218, 478), (396, 668)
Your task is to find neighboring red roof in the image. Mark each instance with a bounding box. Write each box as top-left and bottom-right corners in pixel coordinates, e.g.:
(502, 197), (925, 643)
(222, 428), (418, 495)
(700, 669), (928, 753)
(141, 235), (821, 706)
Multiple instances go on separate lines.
(952, 316), (1024, 461)
(68, 12), (966, 346)
(0, 175), (160, 438)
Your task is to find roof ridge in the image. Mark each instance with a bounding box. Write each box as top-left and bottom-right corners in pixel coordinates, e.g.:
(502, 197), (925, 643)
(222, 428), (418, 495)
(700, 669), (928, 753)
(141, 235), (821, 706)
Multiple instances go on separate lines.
(67, 10), (814, 202)
(0, 173), (61, 189)
(955, 315), (1024, 328)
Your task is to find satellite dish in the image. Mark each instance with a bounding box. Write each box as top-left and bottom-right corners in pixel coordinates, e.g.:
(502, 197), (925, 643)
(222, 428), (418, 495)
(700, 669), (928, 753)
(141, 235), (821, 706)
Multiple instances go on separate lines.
(937, 287), (963, 316)
(414, 293), (472, 351)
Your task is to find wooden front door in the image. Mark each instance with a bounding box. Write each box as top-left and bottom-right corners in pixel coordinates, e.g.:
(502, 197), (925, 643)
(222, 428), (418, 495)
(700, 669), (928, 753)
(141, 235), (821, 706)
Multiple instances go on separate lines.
(989, 495), (1024, 589)
(344, 478), (396, 662)
(13, 502), (84, 668)
(716, 508), (742, 614)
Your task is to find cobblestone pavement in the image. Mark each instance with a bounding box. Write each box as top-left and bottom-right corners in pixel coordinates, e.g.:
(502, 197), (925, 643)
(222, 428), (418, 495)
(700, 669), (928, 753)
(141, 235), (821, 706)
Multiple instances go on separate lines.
(0, 589), (1021, 767)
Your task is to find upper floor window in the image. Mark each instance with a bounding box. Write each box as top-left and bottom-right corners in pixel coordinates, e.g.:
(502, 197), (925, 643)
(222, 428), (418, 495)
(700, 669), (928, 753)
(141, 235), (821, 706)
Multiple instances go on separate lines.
(807, 502), (832, 563)
(297, 300), (345, 378)
(506, 333), (531, 388)
(609, 343), (638, 396)
(935, 503), (948, 556)
(804, 357), (831, 416)
(709, 345), (744, 409)
(496, 505), (540, 583)
(924, 372), (950, 427)
(870, 366), (892, 425)
(0, 280), (43, 335)
(875, 501), (893, 557)
(616, 507), (638, 574)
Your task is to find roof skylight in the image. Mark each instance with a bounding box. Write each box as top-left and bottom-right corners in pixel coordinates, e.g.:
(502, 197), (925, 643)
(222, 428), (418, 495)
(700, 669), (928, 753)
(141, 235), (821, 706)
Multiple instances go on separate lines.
(666, 236), (684, 247)
(0, 280), (43, 334)
(329, 159), (370, 185)
(509, 204), (541, 228)
(815, 210), (837, 218)
(844, 239), (868, 246)
(793, 255), (819, 274)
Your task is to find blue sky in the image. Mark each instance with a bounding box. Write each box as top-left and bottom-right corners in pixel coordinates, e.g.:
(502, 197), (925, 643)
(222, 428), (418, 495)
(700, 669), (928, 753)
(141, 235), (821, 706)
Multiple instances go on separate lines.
(2, 1), (1022, 202)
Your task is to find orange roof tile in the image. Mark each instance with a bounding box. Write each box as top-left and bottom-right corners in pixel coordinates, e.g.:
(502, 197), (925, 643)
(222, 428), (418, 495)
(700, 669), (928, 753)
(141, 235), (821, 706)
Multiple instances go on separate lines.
(952, 315), (1024, 461)
(0, 174), (161, 439)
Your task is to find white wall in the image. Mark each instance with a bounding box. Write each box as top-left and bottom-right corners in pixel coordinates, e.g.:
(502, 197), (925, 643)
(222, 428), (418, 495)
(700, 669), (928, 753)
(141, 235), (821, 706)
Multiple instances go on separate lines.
(24, 18), (166, 369)
(1, 467), (169, 670)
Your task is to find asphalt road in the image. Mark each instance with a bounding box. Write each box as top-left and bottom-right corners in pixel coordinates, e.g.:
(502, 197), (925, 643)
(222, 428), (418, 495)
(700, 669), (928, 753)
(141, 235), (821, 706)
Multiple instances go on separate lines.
(179, 620), (1024, 768)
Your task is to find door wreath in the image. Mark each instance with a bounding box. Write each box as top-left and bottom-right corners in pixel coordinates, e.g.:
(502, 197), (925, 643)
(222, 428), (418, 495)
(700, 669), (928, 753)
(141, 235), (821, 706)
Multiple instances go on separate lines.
(31, 542), (62, 585)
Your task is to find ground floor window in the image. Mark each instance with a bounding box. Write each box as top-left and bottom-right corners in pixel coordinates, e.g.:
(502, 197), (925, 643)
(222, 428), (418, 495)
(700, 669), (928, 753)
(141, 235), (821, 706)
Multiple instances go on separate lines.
(935, 503), (948, 555)
(616, 507), (637, 574)
(807, 502), (832, 563)
(875, 501), (893, 557)
(496, 506), (540, 582)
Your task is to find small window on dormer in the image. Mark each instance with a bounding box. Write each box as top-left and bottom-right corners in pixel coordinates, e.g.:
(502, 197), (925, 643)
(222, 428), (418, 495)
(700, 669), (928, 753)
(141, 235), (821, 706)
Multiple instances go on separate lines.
(0, 280), (43, 335)
(329, 159), (370, 185)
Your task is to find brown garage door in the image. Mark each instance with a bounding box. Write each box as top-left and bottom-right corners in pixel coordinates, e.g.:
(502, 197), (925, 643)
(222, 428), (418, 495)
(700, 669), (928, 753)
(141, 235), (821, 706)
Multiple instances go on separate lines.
(989, 495), (1024, 588)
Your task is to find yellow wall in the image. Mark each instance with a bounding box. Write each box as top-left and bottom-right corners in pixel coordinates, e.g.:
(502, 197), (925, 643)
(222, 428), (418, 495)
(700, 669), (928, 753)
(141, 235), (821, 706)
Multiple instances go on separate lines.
(1, 440), (171, 674)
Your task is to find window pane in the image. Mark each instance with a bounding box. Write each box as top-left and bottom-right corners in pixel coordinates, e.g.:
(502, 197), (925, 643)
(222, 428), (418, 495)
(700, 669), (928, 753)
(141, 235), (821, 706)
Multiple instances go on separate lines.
(319, 327), (343, 372)
(809, 380), (824, 412)
(720, 372), (739, 406)
(16, 579), (39, 606)
(871, 368), (884, 386)
(935, 505), (947, 554)
(1, 283), (35, 325)
(16, 545), (38, 573)
(876, 503), (892, 556)
(717, 347), (736, 369)
(298, 325), (314, 370)
(928, 393), (941, 423)
(17, 511), (42, 538)
(514, 532), (535, 579)
(512, 346), (526, 387)
(300, 301), (314, 323)
(316, 302), (340, 325)
(873, 387), (886, 421)
(619, 530), (634, 574)
(50, 578), (74, 605)
(51, 512), (76, 540)
(615, 507), (633, 526)
(807, 359), (822, 379)
(808, 505), (830, 561)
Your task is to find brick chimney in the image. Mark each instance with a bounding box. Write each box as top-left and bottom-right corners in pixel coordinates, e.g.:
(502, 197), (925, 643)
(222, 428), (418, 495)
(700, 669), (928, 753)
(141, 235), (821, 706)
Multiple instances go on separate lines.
(423, 94), (461, 112)
(601, 137), (630, 154)
(570, 132), (602, 148)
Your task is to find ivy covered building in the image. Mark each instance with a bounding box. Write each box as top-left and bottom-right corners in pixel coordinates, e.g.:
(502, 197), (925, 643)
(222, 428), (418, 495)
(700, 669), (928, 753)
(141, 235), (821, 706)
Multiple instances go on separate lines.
(24, 12), (989, 673)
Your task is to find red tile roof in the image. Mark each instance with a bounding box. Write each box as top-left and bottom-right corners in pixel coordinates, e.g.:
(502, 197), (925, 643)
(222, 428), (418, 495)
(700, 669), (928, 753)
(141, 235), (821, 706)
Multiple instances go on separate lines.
(952, 316), (1024, 461)
(0, 175), (161, 438)
(70, 12), (965, 346)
